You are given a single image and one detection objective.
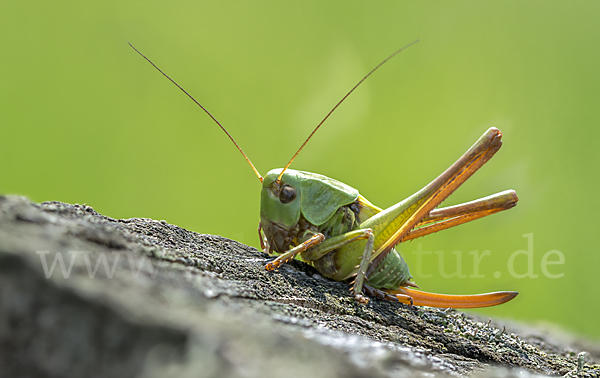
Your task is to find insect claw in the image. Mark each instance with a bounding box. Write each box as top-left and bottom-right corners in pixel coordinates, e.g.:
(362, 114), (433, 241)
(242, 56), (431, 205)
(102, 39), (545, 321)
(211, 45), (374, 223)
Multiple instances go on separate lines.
(383, 292), (399, 302)
(264, 257), (283, 271)
(354, 294), (370, 305)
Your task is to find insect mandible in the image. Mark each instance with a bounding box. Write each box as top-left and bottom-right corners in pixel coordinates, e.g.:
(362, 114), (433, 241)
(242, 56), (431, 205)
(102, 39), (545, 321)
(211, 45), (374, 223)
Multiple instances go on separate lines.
(130, 40), (518, 308)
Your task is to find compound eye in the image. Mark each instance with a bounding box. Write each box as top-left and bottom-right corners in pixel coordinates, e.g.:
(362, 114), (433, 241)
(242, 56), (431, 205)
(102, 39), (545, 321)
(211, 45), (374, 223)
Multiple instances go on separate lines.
(279, 185), (297, 204)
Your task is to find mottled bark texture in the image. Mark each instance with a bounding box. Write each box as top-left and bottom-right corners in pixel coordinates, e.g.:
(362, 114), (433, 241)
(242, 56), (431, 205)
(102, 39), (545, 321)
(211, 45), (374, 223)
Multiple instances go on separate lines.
(0, 196), (598, 377)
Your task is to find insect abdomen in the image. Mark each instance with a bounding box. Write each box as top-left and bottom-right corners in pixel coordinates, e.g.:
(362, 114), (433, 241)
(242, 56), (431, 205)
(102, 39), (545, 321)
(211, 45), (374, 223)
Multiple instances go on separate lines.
(365, 248), (412, 289)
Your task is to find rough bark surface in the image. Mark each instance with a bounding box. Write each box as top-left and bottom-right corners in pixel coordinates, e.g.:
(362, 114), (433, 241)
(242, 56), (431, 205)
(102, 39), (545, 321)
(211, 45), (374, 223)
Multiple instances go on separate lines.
(0, 195), (598, 377)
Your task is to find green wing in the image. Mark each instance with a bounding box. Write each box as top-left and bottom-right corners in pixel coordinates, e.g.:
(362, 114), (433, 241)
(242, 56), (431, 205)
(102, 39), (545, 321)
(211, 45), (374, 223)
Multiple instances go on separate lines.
(297, 171), (359, 226)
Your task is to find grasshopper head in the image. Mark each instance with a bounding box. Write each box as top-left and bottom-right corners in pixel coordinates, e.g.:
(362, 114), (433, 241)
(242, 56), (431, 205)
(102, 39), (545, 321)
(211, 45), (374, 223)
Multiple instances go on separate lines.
(260, 169), (303, 252)
(260, 168), (359, 252)
(260, 169), (302, 231)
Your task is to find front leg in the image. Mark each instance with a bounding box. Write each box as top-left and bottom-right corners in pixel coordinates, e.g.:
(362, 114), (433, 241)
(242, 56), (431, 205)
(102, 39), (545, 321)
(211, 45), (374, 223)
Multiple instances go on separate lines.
(265, 233), (325, 271)
(265, 228), (372, 271)
(264, 228), (397, 305)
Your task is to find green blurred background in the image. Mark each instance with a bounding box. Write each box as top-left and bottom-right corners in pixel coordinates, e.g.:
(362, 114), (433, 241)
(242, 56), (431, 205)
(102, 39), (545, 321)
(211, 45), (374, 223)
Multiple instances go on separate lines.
(2, 1), (599, 339)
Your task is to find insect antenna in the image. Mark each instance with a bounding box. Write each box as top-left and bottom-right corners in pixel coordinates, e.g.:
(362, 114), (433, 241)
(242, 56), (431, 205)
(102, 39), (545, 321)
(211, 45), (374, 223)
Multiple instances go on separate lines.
(128, 42), (263, 182)
(277, 39), (420, 181)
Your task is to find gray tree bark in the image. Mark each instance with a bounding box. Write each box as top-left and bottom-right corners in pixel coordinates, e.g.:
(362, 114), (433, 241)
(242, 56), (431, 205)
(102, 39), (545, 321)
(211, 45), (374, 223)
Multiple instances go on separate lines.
(0, 195), (597, 377)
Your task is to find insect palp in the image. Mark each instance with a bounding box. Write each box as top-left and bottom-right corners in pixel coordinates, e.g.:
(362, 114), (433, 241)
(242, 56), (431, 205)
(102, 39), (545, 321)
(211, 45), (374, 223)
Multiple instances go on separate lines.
(128, 41), (263, 182)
